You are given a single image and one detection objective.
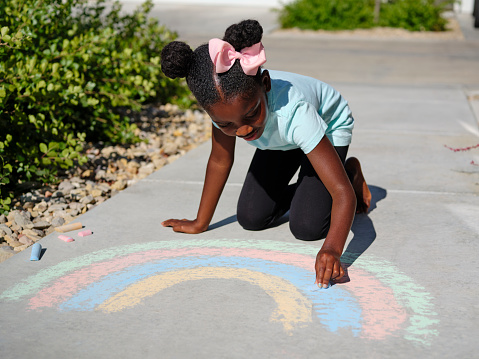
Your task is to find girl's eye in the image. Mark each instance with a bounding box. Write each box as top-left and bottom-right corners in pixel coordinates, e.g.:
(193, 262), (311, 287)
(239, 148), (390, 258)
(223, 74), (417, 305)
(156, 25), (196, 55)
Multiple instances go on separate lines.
(246, 107), (260, 119)
(216, 122), (230, 128)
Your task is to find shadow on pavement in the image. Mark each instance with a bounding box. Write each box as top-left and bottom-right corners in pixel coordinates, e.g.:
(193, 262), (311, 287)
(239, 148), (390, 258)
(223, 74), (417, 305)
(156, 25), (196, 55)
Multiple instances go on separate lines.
(209, 214), (238, 230)
(338, 185), (387, 283)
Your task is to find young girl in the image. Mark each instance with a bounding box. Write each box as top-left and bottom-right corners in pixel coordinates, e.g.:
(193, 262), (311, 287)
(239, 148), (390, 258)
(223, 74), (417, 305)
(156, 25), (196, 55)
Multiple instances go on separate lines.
(160, 20), (371, 288)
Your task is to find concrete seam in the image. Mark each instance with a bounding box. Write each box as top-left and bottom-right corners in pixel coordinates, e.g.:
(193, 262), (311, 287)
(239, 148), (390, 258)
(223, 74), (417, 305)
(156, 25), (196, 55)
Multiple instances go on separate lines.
(143, 179), (478, 196)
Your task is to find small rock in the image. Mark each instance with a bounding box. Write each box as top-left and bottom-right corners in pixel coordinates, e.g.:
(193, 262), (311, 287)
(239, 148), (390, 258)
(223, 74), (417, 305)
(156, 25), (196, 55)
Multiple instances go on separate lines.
(163, 142), (178, 156)
(69, 202), (83, 211)
(52, 191), (64, 198)
(19, 236), (34, 246)
(153, 158), (167, 169)
(188, 123), (199, 135)
(51, 197), (67, 204)
(80, 195), (95, 205)
(138, 163), (155, 177)
(13, 212), (33, 228)
(95, 197), (106, 205)
(0, 245), (15, 253)
(14, 244), (29, 252)
(70, 189), (88, 200)
(111, 180), (127, 191)
(70, 176), (84, 185)
(127, 179), (138, 187)
(7, 240), (23, 248)
(58, 180), (75, 193)
(24, 233), (42, 242)
(81, 169), (92, 178)
(90, 189), (103, 198)
(4, 235), (15, 244)
(101, 147), (115, 157)
(52, 210), (69, 219)
(7, 211), (16, 222)
(95, 169), (107, 179)
(173, 129), (183, 137)
(45, 190), (53, 198)
(0, 214), (6, 224)
(32, 221), (51, 230)
(98, 183), (110, 192)
(51, 217), (66, 228)
(67, 208), (80, 216)
(22, 228), (44, 237)
(126, 162), (140, 175)
(23, 202), (35, 210)
(85, 182), (94, 192)
(48, 204), (68, 213)
(34, 202), (48, 213)
(0, 224), (13, 236)
(10, 223), (22, 232)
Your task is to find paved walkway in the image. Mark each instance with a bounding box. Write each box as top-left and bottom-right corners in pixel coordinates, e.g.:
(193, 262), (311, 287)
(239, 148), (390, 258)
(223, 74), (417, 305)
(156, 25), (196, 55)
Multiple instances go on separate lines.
(1, 4), (479, 358)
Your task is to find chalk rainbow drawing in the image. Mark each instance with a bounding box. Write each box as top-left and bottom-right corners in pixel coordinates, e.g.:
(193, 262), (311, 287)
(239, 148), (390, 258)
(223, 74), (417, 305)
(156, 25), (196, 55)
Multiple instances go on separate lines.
(0, 239), (439, 344)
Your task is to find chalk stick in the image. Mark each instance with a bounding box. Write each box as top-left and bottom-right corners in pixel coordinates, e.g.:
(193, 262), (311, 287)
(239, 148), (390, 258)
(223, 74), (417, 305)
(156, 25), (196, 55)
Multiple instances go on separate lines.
(78, 230), (92, 237)
(55, 222), (82, 233)
(30, 243), (42, 261)
(58, 235), (74, 242)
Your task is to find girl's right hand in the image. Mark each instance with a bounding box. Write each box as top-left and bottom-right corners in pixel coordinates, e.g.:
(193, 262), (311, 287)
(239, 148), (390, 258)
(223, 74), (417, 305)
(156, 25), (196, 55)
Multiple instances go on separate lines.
(161, 218), (207, 234)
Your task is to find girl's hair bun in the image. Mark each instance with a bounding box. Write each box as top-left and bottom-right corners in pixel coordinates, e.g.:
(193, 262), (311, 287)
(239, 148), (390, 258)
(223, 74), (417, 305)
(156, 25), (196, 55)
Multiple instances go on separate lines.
(223, 19), (263, 51)
(160, 41), (194, 79)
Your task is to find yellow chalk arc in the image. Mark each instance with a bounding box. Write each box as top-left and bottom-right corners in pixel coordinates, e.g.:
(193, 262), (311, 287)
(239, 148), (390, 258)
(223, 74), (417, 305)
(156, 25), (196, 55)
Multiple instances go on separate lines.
(97, 267), (312, 333)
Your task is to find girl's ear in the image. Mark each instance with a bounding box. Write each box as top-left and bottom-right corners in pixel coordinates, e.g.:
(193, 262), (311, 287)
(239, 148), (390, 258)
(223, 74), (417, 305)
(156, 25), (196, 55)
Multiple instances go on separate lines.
(261, 70), (271, 92)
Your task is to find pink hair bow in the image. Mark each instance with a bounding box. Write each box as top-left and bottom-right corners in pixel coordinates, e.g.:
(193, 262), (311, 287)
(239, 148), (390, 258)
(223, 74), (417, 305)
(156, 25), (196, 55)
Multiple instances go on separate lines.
(209, 38), (266, 76)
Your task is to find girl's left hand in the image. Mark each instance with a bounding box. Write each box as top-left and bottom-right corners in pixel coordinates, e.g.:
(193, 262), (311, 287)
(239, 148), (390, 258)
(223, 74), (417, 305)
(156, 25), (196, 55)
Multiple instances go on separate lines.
(315, 248), (345, 288)
(161, 218), (207, 234)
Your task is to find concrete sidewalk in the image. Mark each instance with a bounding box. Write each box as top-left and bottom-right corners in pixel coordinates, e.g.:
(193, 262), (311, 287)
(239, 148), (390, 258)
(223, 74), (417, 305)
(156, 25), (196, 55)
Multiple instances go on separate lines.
(1, 4), (479, 358)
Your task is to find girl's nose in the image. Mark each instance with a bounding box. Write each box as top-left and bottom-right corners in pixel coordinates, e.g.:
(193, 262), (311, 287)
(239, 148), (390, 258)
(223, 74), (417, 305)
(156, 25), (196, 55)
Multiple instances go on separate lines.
(236, 125), (253, 137)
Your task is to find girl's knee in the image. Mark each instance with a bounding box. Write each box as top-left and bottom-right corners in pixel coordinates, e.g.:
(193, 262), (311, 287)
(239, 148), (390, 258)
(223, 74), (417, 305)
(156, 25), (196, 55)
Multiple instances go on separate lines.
(237, 210), (270, 231)
(289, 217), (330, 241)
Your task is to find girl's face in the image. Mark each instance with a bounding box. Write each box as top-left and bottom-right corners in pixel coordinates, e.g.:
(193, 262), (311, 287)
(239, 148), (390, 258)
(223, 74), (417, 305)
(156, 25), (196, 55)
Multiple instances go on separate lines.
(207, 71), (271, 142)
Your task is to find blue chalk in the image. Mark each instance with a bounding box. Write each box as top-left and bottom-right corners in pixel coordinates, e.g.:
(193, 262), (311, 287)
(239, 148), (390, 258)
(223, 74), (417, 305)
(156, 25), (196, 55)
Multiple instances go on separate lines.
(30, 243), (42, 261)
(308, 283), (331, 292)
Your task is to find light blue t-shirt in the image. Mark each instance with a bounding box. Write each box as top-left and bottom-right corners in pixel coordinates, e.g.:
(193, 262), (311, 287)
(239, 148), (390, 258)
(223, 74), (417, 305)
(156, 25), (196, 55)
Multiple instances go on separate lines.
(212, 70), (354, 154)
(250, 70), (354, 154)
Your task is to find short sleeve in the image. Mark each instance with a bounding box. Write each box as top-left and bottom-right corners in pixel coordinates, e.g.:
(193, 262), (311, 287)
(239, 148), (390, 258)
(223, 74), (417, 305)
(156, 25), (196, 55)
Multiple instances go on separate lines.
(286, 101), (328, 154)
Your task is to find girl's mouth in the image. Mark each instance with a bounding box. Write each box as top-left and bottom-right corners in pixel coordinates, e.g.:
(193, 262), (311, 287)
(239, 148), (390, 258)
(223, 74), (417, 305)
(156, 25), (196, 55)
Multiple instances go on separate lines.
(240, 128), (259, 141)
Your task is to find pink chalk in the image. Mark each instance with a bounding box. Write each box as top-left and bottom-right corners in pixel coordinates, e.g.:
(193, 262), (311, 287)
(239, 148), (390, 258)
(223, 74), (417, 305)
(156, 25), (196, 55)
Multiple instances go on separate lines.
(58, 235), (74, 242)
(78, 230), (92, 237)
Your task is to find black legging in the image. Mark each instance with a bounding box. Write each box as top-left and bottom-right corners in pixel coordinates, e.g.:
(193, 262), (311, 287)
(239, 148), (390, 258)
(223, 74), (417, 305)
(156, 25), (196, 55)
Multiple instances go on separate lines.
(237, 146), (349, 241)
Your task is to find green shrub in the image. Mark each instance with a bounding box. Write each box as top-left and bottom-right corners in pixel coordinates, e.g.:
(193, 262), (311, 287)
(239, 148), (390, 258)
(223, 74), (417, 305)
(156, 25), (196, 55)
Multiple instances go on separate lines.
(0, 0), (191, 213)
(380, 0), (451, 32)
(278, 0), (452, 32)
(279, 0), (376, 31)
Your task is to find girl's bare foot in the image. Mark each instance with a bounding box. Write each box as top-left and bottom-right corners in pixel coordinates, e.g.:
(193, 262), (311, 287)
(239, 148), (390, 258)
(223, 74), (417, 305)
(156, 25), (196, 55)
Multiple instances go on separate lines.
(345, 157), (371, 214)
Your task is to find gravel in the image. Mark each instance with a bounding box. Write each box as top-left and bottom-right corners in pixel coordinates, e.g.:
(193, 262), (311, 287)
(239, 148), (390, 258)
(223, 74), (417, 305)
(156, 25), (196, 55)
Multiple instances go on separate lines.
(0, 103), (212, 263)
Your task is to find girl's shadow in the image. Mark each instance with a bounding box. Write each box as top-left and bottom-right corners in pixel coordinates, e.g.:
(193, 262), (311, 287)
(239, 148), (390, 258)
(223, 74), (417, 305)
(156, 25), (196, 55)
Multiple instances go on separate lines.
(335, 185), (387, 284)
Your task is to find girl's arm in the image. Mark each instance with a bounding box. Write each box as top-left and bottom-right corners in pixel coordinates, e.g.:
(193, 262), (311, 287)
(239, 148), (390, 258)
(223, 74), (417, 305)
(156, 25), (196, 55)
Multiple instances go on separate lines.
(306, 136), (356, 288)
(162, 126), (236, 233)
